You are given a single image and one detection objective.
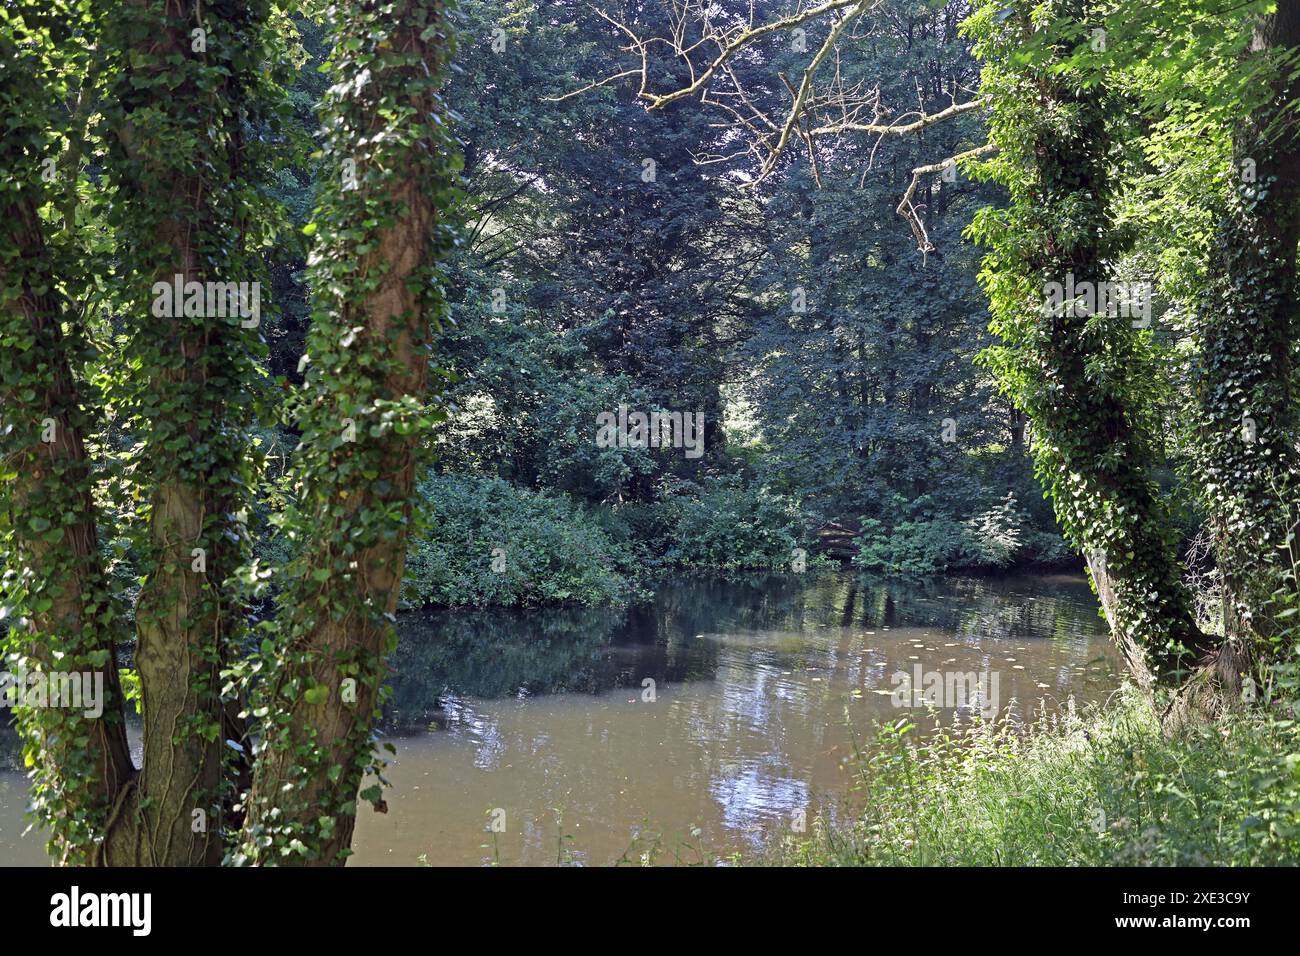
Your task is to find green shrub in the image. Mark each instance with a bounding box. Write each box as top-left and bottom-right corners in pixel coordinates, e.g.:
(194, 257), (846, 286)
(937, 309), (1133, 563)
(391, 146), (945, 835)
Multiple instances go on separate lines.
(401, 474), (642, 608)
(962, 495), (1023, 568)
(1020, 528), (1078, 567)
(656, 476), (804, 570)
(853, 516), (973, 574)
(852, 494), (1076, 574)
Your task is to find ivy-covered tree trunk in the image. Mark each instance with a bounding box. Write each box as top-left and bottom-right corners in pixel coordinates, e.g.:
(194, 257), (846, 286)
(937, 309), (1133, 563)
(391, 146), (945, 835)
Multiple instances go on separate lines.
(99, 0), (273, 865)
(970, 0), (1208, 694)
(1193, 0), (1300, 700)
(239, 0), (459, 866)
(0, 19), (135, 862)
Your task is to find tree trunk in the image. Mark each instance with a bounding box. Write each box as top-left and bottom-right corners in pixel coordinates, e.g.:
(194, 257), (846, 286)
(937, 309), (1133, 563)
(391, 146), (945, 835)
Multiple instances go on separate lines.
(99, 0), (271, 864)
(0, 189), (135, 865)
(976, 0), (1210, 695)
(1193, 0), (1300, 701)
(239, 0), (458, 866)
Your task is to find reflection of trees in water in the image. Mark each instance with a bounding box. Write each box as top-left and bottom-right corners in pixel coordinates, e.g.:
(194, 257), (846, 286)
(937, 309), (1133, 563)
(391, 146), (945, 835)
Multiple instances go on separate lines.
(837, 574), (1104, 643)
(384, 606), (612, 732)
(381, 572), (1106, 734)
(647, 572), (1102, 643)
(381, 602), (725, 733)
(0, 575), (1106, 744)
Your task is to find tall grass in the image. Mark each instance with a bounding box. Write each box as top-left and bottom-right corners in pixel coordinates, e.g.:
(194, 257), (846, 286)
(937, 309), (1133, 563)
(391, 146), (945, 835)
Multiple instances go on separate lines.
(767, 687), (1300, 866)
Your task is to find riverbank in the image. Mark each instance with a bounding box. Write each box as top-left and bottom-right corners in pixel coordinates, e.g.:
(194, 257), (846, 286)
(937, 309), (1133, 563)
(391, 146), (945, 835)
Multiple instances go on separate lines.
(763, 687), (1300, 866)
(393, 474), (1079, 610)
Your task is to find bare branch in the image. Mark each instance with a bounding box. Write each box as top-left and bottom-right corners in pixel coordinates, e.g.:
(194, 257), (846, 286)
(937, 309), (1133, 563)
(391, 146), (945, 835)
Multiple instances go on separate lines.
(896, 141), (998, 256)
(556, 0), (993, 254)
(644, 0), (868, 110)
(548, 69), (645, 103)
(810, 94), (990, 137)
(754, 4), (863, 182)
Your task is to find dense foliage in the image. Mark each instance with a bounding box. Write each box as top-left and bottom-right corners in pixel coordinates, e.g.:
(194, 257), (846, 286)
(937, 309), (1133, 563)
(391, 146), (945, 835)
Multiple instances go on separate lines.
(3, 0), (1300, 869)
(402, 474), (641, 607)
(419, 0), (1071, 596)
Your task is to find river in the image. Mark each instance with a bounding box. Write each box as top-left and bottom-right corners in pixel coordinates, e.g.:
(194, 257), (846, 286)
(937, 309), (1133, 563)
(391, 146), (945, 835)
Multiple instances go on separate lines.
(0, 571), (1120, 866)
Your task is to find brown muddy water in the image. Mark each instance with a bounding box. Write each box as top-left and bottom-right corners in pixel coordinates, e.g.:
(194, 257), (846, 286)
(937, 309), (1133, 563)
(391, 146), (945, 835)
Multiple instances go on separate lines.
(0, 572), (1120, 866)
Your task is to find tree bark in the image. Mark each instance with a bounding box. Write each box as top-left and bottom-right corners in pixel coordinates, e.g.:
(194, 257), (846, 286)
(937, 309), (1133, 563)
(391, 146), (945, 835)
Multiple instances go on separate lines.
(240, 0), (456, 866)
(0, 195), (136, 866)
(100, 0), (268, 864)
(977, 0), (1210, 695)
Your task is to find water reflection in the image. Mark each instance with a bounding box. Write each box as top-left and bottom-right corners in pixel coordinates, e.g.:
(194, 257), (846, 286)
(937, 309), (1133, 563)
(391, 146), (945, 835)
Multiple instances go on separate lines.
(0, 571), (1119, 866)
(355, 571), (1117, 865)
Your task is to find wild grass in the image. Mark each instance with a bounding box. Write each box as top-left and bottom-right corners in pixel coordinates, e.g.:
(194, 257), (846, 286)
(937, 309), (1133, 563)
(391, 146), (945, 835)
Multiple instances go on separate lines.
(766, 687), (1300, 866)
